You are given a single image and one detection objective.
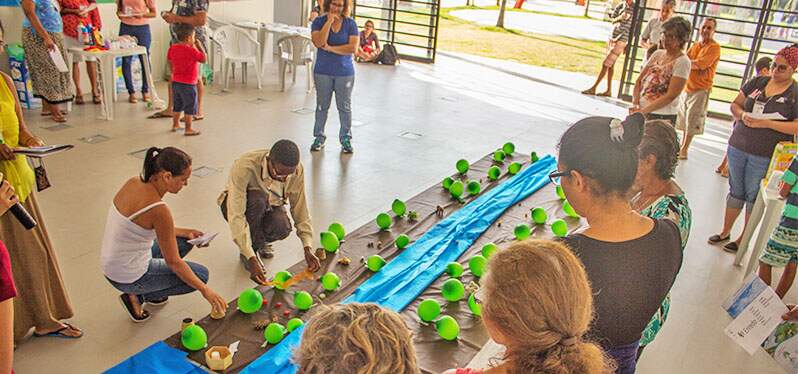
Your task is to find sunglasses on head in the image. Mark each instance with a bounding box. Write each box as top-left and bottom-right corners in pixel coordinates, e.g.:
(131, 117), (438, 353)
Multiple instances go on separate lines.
(772, 62), (792, 73)
(548, 170), (571, 185)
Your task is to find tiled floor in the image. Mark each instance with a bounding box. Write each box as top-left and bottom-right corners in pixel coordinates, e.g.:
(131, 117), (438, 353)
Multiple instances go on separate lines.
(10, 55), (784, 373)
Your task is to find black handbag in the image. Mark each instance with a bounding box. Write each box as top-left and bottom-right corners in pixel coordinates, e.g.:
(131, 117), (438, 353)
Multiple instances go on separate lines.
(33, 158), (51, 192)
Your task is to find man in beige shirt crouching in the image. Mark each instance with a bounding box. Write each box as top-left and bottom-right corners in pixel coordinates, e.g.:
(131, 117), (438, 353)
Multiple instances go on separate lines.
(219, 140), (320, 284)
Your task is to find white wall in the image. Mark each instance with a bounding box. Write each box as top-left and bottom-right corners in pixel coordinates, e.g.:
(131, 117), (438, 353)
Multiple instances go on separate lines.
(0, 0), (274, 85)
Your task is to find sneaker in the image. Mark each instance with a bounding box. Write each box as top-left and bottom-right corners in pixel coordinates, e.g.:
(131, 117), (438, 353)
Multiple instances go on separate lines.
(341, 138), (354, 154)
(310, 139), (325, 152)
(257, 244), (274, 259)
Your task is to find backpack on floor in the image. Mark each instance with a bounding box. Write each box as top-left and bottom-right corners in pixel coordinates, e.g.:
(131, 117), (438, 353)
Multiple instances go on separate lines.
(377, 44), (398, 65)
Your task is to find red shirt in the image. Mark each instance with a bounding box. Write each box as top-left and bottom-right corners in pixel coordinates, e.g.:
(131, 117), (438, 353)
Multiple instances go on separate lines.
(0, 240), (16, 303)
(167, 43), (206, 85)
(58, 0), (102, 39)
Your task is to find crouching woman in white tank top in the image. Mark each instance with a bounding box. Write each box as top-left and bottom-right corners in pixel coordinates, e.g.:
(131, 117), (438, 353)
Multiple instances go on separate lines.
(100, 147), (226, 322)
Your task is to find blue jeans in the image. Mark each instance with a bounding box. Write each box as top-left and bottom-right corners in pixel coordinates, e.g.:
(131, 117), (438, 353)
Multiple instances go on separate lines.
(106, 237), (208, 302)
(727, 145), (770, 212)
(313, 73), (354, 144)
(607, 340), (640, 374)
(119, 23), (152, 94)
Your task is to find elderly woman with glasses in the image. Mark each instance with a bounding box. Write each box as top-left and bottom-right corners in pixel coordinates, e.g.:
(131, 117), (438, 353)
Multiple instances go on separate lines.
(631, 16), (693, 126)
(709, 44), (798, 253)
(554, 113), (683, 374)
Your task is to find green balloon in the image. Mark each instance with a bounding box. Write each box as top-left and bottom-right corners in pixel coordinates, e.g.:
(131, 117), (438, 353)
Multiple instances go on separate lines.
(392, 199), (407, 216)
(181, 324), (207, 351)
(502, 142), (515, 155)
(446, 262), (464, 277)
(456, 159), (469, 174)
(367, 255), (386, 272)
(552, 219), (568, 237)
(556, 185), (566, 200)
(563, 200), (579, 218)
(286, 318), (304, 332)
(449, 181), (465, 199)
(417, 299), (441, 322)
(442, 177), (454, 190)
(514, 223), (531, 241)
(328, 222), (346, 241)
(395, 234), (410, 249)
(487, 166), (501, 181)
(294, 291), (313, 311)
(264, 323), (286, 345)
(441, 278), (465, 302)
(321, 272), (340, 291)
(376, 213), (392, 230)
(469, 255), (487, 277)
(508, 162), (522, 175)
(274, 271), (292, 290)
(530, 151), (539, 163)
(436, 315), (460, 341)
(481, 242), (498, 259)
(493, 150), (506, 163)
(468, 293), (482, 317)
(467, 180), (481, 196)
(531, 207), (547, 225)
(320, 231), (340, 253)
(238, 288), (263, 314)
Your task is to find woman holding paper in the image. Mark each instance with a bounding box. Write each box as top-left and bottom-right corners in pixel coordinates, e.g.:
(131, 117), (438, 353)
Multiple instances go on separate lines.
(100, 147), (226, 322)
(21, 0), (73, 123)
(116, 0), (156, 103)
(708, 44), (798, 254)
(0, 56), (83, 341)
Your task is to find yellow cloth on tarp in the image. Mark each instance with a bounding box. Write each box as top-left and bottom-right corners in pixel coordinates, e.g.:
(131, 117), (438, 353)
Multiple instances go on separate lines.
(0, 75), (35, 202)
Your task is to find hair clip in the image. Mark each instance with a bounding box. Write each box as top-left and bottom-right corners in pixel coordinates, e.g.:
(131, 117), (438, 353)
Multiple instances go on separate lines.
(609, 118), (624, 143)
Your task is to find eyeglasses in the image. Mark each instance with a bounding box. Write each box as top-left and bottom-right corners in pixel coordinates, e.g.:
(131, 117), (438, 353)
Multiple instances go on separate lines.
(548, 170), (571, 185)
(330, 2), (344, 7)
(771, 62), (791, 73)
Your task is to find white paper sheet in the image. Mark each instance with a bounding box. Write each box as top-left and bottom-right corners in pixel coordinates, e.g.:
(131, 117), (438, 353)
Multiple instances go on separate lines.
(187, 232), (218, 246)
(49, 45), (69, 73)
(724, 275), (789, 355)
(748, 111), (788, 121)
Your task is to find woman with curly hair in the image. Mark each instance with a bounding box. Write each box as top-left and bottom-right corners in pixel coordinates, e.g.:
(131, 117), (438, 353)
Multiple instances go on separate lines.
(295, 302), (419, 374)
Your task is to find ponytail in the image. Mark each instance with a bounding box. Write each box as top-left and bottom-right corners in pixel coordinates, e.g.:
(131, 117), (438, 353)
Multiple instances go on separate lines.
(508, 340), (615, 374)
(140, 147), (192, 182)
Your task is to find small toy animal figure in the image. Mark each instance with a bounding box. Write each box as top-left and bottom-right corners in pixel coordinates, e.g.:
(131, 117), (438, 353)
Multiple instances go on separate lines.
(435, 206), (445, 218)
(338, 257), (351, 266)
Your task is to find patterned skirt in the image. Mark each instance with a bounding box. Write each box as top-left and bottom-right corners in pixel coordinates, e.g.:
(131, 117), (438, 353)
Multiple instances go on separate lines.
(21, 29), (73, 104)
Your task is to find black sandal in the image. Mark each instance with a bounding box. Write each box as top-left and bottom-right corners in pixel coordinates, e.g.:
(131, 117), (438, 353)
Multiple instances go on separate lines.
(146, 297), (169, 306)
(723, 242), (739, 253)
(708, 234), (730, 244)
(118, 294), (151, 323)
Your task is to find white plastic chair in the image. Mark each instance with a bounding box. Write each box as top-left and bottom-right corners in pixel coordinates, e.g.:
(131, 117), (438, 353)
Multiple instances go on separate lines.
(205, 15), (229, 80)
(211, 25), (262, 90)
(277, 34), (315, 93)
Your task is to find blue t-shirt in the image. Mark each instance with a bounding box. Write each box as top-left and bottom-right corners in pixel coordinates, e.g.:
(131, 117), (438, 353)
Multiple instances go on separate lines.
(22, 0), (63, 33)
(311, 15), (358, 76)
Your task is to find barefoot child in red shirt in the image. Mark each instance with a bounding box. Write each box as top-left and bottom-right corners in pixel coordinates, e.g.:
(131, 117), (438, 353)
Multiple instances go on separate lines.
(167, 24), (205, 136)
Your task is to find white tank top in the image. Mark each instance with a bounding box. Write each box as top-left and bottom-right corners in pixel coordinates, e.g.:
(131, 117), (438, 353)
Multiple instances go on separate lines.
(100, 201), (166, 283)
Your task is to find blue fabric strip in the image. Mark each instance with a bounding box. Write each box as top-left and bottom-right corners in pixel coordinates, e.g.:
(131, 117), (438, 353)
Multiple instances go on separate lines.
(104, 341), (206, 374)
(241, 155), (557, 374)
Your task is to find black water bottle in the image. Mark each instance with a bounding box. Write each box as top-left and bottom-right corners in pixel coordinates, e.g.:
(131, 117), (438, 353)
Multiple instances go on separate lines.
(0, 173), (37, 230)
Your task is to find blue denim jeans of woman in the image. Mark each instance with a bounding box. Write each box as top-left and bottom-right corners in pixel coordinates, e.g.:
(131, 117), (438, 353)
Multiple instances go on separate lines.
(607, 340), (641, 374)
(106, 237), (208, 302)
(313, 74), (354, 144)
(726, 145), (771, 213)
(119, 23), (152, 94)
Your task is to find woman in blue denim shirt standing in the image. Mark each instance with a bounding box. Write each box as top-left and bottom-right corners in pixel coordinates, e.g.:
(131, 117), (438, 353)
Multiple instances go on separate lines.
(310, 0), (359, 154)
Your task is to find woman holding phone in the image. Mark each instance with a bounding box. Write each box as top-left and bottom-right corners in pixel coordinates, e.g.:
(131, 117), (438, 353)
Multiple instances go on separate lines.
(117, 0), (156, 103)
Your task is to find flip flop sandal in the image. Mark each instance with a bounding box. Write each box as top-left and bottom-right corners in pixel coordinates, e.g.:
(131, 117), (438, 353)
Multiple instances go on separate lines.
(180, 115), (204, 123)
(51, 115), (67, 123)
(596, 92), (612, 97)
(74, 96), (85, 105)
(118, 293), (151, 323)
(708, 234), (730, 244)
(581, 89), (596, 95)
(146, 297), (169, 306)
(184, 130), (201, 136)
(93, 95), (102, 104)
(33, 322), (83, 339)
(41, 110), (66, 116)
(148, 111), (173, 119)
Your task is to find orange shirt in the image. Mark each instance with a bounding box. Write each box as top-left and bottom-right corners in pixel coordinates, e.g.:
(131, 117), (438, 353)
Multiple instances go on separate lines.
(686, 40), (721, 93)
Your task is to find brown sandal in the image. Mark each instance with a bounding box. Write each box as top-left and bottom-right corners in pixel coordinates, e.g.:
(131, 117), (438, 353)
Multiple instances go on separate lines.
(93, 94), (102, 104)
(74, 95), (85, 105)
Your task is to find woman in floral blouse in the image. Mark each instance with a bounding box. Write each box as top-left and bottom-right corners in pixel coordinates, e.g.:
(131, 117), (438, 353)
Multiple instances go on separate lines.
(631, 119), (692, 358)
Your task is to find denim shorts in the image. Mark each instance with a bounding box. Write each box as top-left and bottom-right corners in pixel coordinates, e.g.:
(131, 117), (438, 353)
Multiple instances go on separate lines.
(726, 145), (770, 211)
(172, 82), (197, 115)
